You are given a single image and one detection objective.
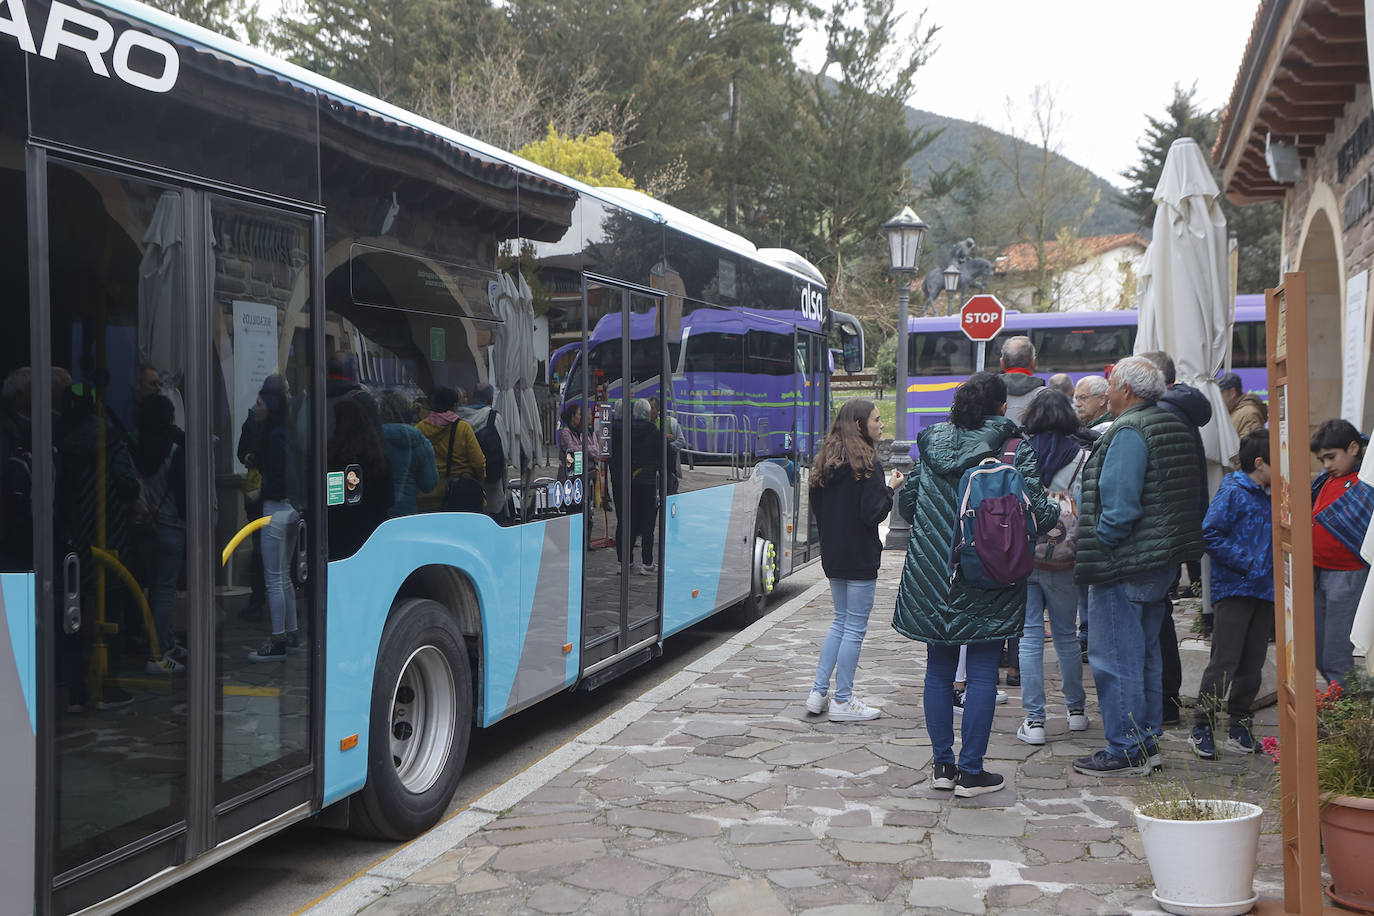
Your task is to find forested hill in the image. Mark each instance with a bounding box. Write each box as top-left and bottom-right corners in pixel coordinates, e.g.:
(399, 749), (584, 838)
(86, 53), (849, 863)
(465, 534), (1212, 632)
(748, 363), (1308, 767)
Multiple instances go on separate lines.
(904, 107), (1139, 238)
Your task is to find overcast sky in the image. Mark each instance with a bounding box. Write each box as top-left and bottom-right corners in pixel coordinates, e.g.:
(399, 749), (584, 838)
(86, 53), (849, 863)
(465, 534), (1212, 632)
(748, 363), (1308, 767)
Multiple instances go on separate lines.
(798, 1), (1260, 188)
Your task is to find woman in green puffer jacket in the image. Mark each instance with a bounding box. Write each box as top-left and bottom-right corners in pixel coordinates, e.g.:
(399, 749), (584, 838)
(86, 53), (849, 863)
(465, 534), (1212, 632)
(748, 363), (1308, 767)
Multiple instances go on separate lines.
(891, 372), (1058, 797)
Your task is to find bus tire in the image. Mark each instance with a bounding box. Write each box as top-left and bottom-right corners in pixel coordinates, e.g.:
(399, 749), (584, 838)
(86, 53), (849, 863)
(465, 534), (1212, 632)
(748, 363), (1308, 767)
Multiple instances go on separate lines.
(739, 503), (779, 623)
(350, 598), (472, 840)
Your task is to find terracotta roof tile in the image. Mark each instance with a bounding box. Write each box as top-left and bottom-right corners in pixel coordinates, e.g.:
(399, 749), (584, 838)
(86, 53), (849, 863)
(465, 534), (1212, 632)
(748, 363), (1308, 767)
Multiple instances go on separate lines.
(996, 233), (1148, 274)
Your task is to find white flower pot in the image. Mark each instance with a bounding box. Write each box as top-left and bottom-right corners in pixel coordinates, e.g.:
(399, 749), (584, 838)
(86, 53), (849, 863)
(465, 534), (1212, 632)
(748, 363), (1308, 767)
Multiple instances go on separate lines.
(1133, 800), (1263, 916)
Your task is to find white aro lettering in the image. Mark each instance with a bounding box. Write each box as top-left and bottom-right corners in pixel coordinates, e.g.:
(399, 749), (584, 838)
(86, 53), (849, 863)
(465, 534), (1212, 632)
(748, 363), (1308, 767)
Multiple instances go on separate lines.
(1, 0), (179, 93)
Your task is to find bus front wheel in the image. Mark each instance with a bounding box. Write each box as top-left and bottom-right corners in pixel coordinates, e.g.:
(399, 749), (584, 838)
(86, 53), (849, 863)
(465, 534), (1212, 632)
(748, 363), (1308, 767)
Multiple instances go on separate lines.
(351, 598), (473, 840)
(740, 511), (779, 623)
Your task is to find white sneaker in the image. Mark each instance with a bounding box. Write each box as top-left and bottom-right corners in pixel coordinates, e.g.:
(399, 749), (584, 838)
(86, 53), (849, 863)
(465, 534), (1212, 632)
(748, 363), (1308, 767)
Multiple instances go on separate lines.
(828, 697), (880, 722)
(805, 690), (829, 715)
(1068, 708), (1089, 731)
(637, 563), (654, 576)
(146, 656), (184, 675)
(1016, 718), (1046, 745)
(995, 690), (1008, 705)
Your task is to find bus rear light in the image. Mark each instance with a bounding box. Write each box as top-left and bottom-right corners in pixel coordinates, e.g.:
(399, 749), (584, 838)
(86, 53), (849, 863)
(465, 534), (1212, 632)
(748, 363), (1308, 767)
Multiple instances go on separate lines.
(562, 643), (573, 654)
(340, 734), (359, 751)
(692, 589), (700, 598)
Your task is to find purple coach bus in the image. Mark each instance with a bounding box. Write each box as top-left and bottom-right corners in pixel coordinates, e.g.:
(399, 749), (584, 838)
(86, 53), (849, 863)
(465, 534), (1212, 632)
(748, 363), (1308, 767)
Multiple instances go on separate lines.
(899, 295), (1268, 440)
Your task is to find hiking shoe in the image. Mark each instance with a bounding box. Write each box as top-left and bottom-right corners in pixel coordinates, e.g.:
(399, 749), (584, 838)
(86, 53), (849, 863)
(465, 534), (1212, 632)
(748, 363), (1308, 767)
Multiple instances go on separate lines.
(1005, 668), (1021, 687)
(1016, 718), (1046, 745)
(1068, 708), (1089, 731)
(805, 689), (829, 715)
(248, 639), (287, 663)
(828, 697), (880, 722)
(931, 762), (957, 791)
(955, 769), (1005, 797)
(146, 656), (184, 675)
(1226, 724), (1257, 755)
(1190, 725), (1217, 760)
(1073, 750), (1150, 776)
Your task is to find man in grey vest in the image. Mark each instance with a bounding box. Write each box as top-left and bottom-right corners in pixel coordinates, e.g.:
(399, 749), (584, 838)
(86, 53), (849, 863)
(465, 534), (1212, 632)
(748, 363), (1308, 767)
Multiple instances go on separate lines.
(1071, 357), (1203, 776)
(999, 336), (1046, 426)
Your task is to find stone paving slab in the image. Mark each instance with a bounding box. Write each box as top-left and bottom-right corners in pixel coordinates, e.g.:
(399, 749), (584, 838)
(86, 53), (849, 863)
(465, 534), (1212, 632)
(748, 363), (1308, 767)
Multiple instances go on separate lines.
(307, 551), (1285, 916)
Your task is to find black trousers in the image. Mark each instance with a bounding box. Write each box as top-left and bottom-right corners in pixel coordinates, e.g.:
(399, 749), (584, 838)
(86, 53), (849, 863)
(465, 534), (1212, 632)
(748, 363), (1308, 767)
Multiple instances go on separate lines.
(1160, 607), (1182, 716)
(1193, 595), (1274, 728)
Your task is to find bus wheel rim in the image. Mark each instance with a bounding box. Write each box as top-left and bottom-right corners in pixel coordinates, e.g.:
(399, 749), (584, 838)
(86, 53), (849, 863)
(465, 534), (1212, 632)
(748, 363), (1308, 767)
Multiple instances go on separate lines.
(755, 537), (777, 595)
(390, 645), (456, 794)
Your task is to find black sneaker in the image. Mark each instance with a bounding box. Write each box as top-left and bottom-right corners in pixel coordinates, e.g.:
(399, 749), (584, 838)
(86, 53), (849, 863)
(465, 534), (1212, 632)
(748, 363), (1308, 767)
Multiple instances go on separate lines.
(931, 762), (957, 791)
(248, 639), (287, 663)
(954, 769), (1005, 797)
(1072, 750), (1150, 776)
(1190, 724), (1217, 759)
(1226, 723), (1257, 755)
(284, 632), (302, 655)
(952, 687), (965, 713)
(1005, 668), (1020, 687)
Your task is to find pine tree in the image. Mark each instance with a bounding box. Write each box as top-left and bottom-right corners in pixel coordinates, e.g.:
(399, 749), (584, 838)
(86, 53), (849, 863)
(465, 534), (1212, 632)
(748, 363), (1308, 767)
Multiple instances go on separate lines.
(1119, 84), (1214, 226)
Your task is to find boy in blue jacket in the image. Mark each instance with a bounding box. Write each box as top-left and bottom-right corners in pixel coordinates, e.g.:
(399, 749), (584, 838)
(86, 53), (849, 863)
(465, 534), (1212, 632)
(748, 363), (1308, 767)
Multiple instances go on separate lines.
(1191, 431), (1274, 759)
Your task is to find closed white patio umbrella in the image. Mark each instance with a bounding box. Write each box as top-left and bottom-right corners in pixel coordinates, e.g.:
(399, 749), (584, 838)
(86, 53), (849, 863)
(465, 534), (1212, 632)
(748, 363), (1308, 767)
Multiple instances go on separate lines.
(1136, 137), (1240, 483)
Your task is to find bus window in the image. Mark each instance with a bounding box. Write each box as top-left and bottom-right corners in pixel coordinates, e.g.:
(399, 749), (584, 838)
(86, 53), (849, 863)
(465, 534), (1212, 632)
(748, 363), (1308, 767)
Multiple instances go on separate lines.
(1231, 320), (1267, 369)
(908, 333), (973, 376)
(745, 330), (795, 375)
(1028, 324), (1135, 373)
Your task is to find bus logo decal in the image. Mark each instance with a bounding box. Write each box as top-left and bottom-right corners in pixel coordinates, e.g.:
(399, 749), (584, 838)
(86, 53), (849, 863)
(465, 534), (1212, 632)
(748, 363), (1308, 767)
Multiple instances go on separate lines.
(2, 0), (180, 93)
(799, 286), (826, 322)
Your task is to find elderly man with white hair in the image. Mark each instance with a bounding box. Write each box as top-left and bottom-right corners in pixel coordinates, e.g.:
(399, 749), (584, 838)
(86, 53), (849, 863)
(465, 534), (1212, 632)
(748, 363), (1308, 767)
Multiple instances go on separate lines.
(1072, 376), (1112, 430)
(1071, 356), (1204, 776)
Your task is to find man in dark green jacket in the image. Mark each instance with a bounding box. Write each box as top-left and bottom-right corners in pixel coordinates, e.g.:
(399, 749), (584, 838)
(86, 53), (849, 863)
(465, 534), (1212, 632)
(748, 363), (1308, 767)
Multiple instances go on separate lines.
(1072, 357), (1204, 776)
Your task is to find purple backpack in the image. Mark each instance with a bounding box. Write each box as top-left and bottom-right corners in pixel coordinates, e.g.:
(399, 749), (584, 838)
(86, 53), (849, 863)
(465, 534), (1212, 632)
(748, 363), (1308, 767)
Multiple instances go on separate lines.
(950, 438), (1036, 589)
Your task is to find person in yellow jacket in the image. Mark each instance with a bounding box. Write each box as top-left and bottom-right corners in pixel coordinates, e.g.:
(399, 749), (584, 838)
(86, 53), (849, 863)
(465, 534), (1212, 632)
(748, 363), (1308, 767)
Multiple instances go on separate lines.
(416, 386), (485, 510)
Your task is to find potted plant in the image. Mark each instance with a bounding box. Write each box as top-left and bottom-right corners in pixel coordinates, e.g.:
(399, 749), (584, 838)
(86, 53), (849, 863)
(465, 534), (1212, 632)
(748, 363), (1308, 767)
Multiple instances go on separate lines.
(1130, 719), (1273, 916)
(1315, 675), (1374, 913)
(1134, 790), (1264, 916)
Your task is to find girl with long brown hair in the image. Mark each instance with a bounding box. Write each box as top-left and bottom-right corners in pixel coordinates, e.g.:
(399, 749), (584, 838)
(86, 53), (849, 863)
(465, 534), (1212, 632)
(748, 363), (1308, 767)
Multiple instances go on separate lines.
(805, 399), (903, 722)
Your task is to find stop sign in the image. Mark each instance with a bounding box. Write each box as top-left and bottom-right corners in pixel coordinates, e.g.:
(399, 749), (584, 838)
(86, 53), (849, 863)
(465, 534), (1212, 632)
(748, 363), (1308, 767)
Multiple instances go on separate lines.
(959, 295), (1006, 341)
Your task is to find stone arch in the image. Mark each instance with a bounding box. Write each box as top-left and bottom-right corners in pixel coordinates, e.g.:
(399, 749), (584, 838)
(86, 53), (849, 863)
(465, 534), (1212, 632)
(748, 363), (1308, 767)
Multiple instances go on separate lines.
(1295, 180), (1344, 432)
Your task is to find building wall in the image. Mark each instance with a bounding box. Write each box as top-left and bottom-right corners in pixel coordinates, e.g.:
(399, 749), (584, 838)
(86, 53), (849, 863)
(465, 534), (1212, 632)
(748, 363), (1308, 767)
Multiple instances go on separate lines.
(995, 247), (1144, 313)
(1281, 81), (1374, 432)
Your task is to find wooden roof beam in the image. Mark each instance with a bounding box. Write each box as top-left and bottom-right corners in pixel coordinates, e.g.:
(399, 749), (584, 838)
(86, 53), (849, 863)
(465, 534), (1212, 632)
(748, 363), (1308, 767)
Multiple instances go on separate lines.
(1277, 61), (1370, 85)
(1298, 14), (1367, 42)
(1263, 97), (1347, 120)
(1288, 39), (1370, 68)
(1273, 79), (1357, 105)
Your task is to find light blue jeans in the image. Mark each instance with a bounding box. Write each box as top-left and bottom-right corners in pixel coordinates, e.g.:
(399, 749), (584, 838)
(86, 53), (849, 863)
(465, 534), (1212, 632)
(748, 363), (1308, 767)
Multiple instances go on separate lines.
(811, 578), (877, 704)
(1020, 566), (1086, 723)
(1086, 565), (1175, 761)
(262, 499), (299, 638)
(1315, 566), (1370, 688)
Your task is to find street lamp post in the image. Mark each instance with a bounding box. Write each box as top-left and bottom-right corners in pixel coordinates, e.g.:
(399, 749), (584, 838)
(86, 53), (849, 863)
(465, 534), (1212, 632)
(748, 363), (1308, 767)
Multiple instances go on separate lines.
(882, 206), (928, 549)
(942, 263), (961, 316)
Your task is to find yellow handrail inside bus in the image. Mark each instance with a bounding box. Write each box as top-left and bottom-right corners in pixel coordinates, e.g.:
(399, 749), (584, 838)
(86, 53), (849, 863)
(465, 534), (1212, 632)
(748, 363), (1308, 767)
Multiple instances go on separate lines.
(222, 515), (271, 567)
(89, 545), (161, 660)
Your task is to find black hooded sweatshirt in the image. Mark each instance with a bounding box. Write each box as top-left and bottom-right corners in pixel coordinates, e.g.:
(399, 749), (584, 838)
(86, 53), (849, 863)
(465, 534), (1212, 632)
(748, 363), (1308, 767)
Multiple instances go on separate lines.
(1158, 383), (1212, 517)
(810, 457), (894, 580)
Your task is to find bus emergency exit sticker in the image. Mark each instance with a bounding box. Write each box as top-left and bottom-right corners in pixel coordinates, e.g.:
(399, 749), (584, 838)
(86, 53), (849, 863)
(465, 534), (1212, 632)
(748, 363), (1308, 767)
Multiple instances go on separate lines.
(327, 471), (345, 506)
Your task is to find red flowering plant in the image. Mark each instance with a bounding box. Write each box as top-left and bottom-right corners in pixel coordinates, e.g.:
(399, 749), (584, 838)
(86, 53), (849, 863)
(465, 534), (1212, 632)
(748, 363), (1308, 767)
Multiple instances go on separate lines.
(1314, 674), (1374, 801)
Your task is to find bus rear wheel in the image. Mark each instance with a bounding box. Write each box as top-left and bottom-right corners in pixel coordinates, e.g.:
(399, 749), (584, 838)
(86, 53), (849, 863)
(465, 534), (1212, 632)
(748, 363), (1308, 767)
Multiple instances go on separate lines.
(351, 598), (472, 840)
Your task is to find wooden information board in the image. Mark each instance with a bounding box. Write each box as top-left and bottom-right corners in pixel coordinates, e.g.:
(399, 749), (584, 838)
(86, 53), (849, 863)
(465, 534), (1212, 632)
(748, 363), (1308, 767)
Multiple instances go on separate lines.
(1261, 274), (1328, 915)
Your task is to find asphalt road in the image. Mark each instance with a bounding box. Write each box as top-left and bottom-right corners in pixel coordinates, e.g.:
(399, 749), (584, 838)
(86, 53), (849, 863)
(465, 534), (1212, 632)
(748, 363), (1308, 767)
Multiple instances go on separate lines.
(125, 572), (819, 916)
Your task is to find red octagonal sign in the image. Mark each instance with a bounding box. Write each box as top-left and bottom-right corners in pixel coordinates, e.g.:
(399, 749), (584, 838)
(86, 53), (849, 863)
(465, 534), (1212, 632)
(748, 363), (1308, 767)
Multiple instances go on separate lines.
(960, 294), (1006, 342)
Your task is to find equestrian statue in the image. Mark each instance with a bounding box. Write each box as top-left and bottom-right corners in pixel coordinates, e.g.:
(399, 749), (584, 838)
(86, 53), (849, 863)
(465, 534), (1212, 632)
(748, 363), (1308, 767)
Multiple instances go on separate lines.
(919, 237), (994, 316)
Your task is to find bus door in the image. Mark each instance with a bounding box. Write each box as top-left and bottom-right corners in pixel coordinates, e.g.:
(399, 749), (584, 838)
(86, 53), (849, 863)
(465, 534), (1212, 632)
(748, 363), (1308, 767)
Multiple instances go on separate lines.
(792, 332), (828, 565)
(578, 278), (666, 675)
(33, 155), (321, 913)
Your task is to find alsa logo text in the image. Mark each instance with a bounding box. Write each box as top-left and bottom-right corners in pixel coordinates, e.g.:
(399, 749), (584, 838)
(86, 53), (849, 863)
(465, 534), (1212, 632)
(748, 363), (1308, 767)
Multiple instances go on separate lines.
(799, 286), (826, 322)
(1, 0), (179, 93)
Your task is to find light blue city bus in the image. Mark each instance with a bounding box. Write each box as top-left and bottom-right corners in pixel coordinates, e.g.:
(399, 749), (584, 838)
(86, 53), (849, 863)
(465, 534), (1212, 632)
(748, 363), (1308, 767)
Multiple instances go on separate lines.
(0, 2), (840, 911)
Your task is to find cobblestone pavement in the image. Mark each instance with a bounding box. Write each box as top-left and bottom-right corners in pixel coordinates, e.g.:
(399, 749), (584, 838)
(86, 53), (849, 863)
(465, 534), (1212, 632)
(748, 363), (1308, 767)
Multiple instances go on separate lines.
(310, 550), (1282, 916)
